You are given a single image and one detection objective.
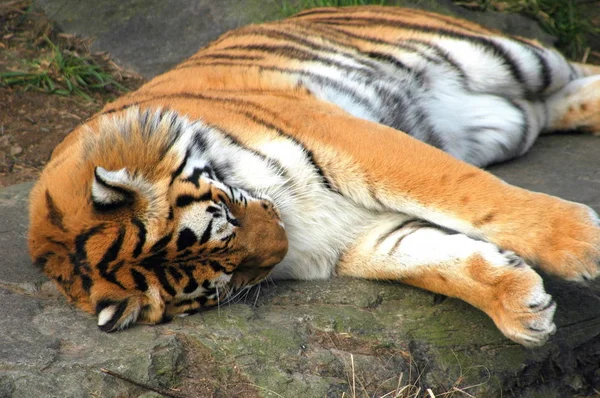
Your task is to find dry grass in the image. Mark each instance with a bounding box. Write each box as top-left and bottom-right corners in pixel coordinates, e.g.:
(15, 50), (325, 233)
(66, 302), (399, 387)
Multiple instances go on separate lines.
(0, 0), (135, 100)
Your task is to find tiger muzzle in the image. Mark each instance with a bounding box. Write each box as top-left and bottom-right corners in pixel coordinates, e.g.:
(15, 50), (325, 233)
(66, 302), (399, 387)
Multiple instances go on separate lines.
(230, 199), (288, 288)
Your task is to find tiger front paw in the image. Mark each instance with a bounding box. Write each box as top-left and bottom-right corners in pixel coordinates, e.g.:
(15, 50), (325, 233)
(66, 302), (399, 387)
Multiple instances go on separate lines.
(533, 201), (600, 282)
(492, 196), (600, 283)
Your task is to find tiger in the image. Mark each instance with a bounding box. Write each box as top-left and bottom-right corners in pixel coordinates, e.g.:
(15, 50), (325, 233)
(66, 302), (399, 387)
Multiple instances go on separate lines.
(28, 6), (600, 347)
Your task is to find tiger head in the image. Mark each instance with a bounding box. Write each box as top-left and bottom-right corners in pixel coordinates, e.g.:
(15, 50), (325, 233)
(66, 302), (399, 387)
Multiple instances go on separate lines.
(28, 107), (288, 332)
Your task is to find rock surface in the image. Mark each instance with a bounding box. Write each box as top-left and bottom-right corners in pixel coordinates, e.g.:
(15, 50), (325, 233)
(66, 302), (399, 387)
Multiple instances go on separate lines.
(2, 1), (600, 397)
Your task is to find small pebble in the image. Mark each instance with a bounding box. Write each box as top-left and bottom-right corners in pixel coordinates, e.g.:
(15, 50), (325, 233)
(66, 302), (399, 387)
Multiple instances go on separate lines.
(10, 146), (23, 156)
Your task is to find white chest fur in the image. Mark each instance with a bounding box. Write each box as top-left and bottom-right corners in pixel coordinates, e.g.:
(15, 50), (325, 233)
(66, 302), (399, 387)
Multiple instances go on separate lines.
(252, 139), (374, 280)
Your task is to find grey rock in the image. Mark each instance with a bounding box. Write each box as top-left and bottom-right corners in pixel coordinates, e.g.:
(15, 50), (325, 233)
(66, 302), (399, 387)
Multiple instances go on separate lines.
(35, 0), (290, 79)
(0, 182), (46, 287)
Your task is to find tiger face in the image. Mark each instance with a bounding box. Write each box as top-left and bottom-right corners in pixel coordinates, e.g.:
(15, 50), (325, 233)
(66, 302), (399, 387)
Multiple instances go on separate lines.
(28, 109), (288, 332)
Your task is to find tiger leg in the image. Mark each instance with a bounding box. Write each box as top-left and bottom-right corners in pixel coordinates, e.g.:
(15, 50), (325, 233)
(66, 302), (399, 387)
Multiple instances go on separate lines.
(290, 105), (600, 282)
(423, 87), (547, 166)
(544, 73), (600, 134)
(337, 216), (556, 347)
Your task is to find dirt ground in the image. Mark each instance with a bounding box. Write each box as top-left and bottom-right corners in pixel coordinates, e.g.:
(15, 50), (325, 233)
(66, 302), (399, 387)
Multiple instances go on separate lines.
(0, 0), (144, 187)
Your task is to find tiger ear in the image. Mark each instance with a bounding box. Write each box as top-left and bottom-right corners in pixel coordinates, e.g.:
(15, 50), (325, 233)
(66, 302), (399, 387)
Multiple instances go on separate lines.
(92, 167), (136, 211)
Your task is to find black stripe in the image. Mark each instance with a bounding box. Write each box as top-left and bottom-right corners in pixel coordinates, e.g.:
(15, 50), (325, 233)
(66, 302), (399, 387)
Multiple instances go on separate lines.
(180, 51), (414, 122)
(181, 265), (199, 294)
(93, 168), (134, 197)
(131, 218), (147, 258)
(45, 191), (67, 232)
(70, 224), (105, 275)
(208, 260), (226, 273)
(198, 219), (213, 245)
(375, 219), (422, 247)
(46, 237), (69, 249)
(174, 298), (194, 307)
(177, 227), (198, 251)
(511, 38), (552, 94)
(388, 228), (422, 255)
(155, 266), (177, 296)
(96, 226), (127, 289)
(81, 274), (93, 293)
(168, 266), (184, 282)
(170, 149), (190, 186)
(176, 249), (192, 259)
(183, 167), (205, 188)
(131, 268), (149, 291)
(189, 53), (265, 62)
(176, 61), (377, 112)
(150, 233), (173, 253)
(176, 194), (196, 208)
(361, 8), (484, 32)
(216, 192), (228, 204)
(195, 296), (208, 307)
(34, 252), (53, 269)
(176, 191), (213, 207)
(307, 6), (494, 35)
(140, 251), (168, 270)
(404, 38), (467, 81)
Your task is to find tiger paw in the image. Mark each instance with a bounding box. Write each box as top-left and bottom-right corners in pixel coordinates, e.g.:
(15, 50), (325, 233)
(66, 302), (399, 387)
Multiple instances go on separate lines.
(487, 266), (557, 347)
(547, 75), (600, 134)
(532, 201), (600, 282)
(93, 288), (166, 332)
(493, 195), (600, 283)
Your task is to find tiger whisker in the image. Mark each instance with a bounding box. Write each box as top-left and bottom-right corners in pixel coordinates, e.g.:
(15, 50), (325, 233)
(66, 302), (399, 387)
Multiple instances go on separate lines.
(252, 284), (261, 308)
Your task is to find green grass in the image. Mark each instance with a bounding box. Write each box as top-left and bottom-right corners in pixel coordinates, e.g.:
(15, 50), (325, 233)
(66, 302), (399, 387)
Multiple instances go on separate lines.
(453, 0), (600, 60)
(0, 35), (126, 100)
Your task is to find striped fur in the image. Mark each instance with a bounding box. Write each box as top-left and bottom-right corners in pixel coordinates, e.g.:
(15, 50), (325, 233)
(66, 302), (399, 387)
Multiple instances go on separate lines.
(29, 7), (600, 345)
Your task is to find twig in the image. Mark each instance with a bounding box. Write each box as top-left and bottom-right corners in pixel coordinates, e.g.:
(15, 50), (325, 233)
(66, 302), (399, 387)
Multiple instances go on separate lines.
(0, 0), (29, 14)
(581, 47), (591, 64)
(99, 368), (186, 398)
(350, 353), (356, 397)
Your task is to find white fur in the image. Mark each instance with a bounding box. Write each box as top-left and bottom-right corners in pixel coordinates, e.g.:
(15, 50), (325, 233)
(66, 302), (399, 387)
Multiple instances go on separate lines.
(97, 306), (116, 326)
(92, 167), (130, 204)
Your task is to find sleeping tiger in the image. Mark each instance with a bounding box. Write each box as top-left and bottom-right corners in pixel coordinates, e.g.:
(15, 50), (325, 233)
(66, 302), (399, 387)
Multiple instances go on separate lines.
(28, 6), (600, 347)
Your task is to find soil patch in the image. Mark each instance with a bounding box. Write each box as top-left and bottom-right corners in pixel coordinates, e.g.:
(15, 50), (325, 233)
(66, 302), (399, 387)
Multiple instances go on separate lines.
(0, 0), (144, 187)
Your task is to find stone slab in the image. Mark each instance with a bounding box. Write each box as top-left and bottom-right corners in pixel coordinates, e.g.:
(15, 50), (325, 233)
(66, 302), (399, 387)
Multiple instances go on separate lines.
(0, 181), (46, 286)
